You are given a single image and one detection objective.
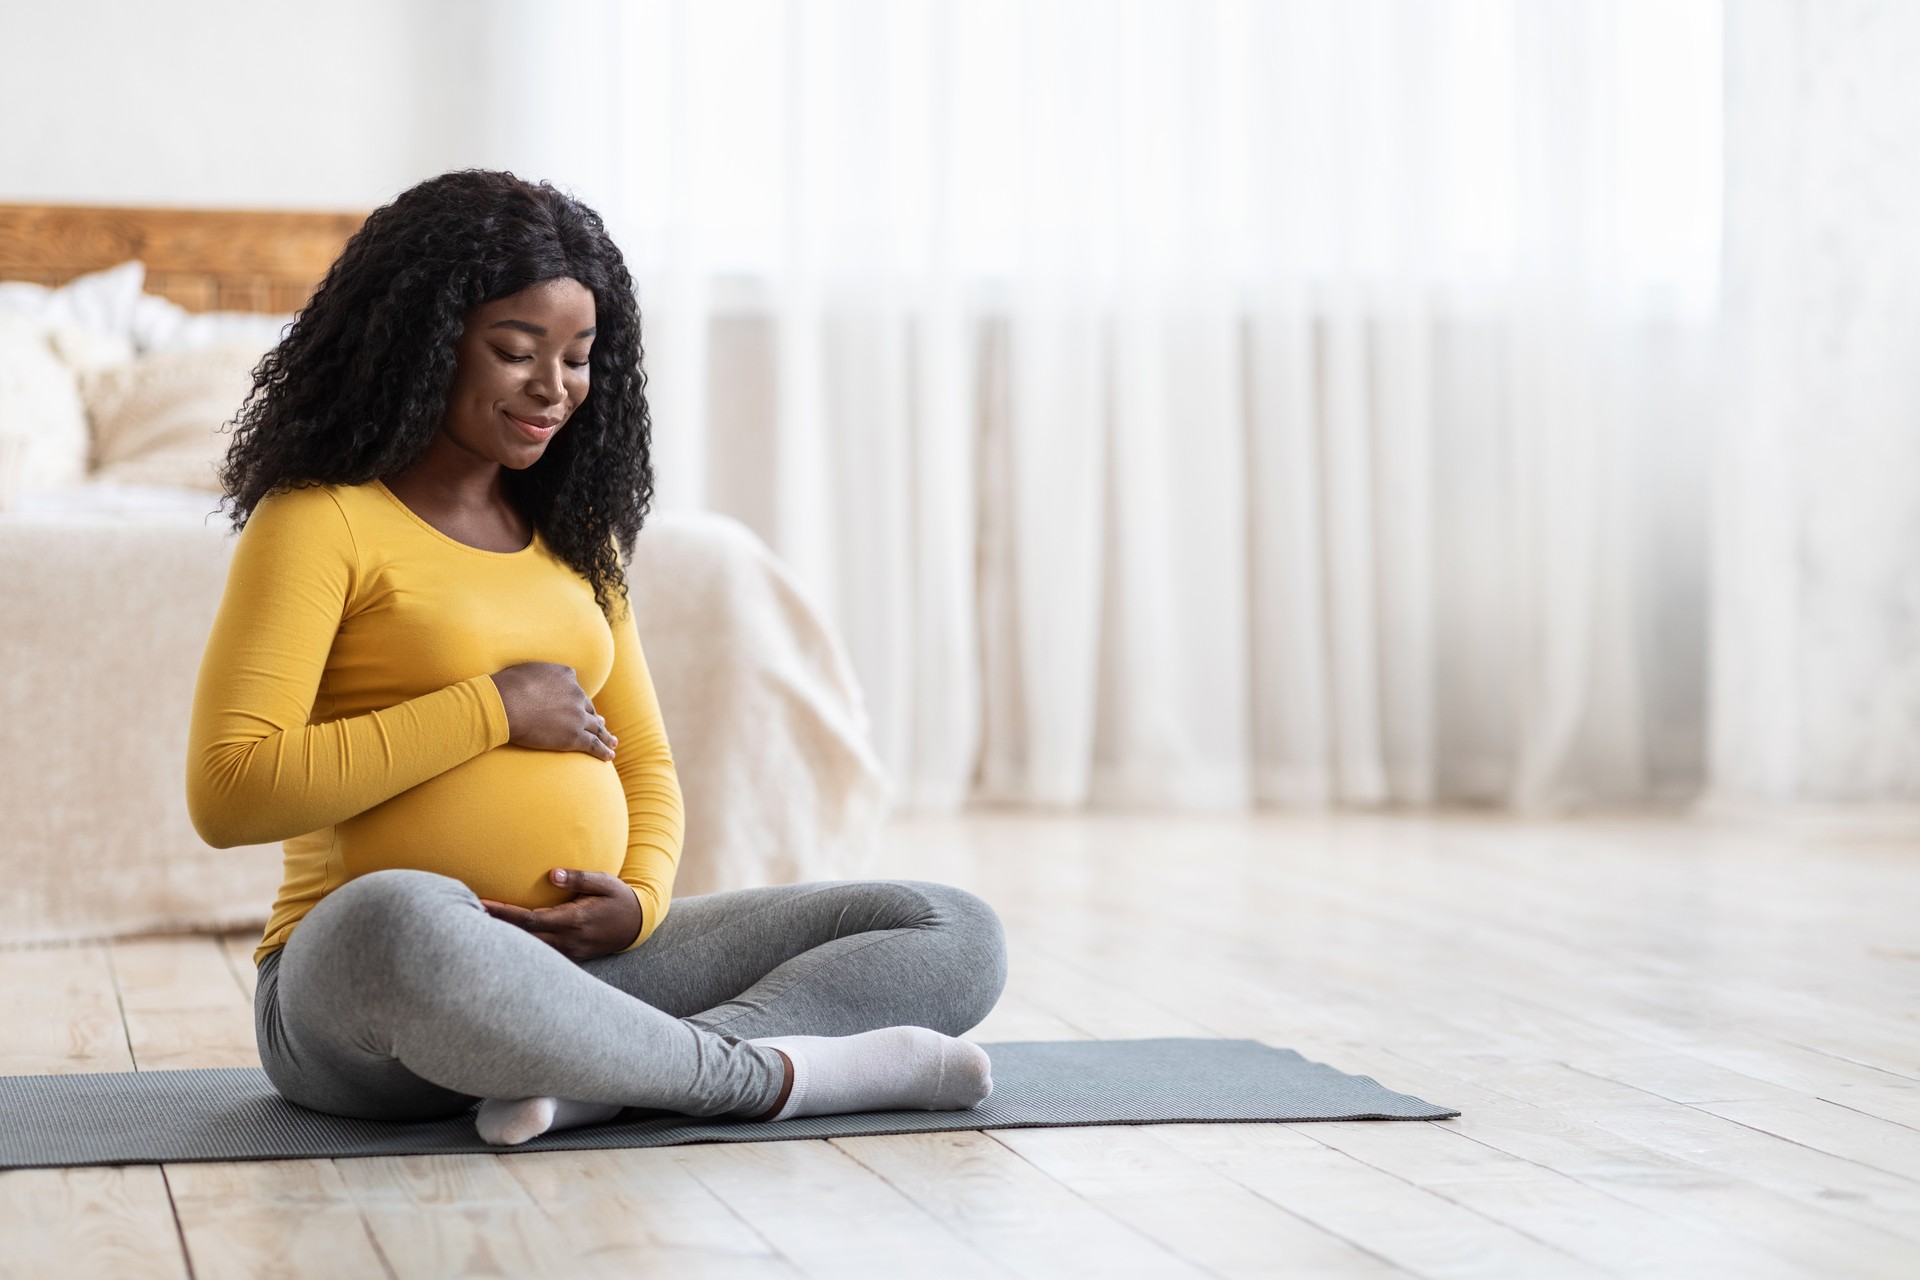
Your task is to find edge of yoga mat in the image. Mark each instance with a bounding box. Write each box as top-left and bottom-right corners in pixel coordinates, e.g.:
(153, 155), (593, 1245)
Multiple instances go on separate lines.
(0, 1038), (1460, 1170)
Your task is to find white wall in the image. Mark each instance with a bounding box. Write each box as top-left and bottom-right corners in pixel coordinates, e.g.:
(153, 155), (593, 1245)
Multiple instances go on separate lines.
(0, 0), (494, 209)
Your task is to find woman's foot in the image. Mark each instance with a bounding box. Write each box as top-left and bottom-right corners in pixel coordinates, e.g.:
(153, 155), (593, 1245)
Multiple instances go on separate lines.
(745, 1025), (993, 1122)
(474, 1096), (623, 1146)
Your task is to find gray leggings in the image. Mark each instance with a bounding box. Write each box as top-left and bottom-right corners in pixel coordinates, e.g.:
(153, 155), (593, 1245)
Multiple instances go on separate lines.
(255, 869), (1009, 1122)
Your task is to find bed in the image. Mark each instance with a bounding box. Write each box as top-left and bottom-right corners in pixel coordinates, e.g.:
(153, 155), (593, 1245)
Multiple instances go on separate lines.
(0, 202), (889, 946)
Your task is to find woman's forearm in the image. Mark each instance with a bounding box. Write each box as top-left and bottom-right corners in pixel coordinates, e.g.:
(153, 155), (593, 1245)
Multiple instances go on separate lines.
(187, 673), (509, 848)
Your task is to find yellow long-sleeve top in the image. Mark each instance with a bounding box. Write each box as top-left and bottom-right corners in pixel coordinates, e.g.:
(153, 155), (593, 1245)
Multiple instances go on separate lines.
(185, 479), (684, 967)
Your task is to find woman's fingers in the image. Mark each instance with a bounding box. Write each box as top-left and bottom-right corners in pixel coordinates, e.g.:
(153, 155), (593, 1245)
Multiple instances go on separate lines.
(550, 867), (625, 896)
(516, 905), (580, 933)
(580, 711), (616, 759)
(477, 898), (539, 929)
(482, 872), (634, 961)
(480, 892), (582, 934)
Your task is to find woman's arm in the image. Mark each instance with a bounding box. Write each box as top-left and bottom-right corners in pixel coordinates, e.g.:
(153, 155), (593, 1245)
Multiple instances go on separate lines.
(184, 486), (510, 849)
(593, 579), (686, 950)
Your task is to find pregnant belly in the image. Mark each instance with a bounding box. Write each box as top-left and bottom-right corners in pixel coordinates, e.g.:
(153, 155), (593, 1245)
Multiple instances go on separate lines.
(335, 747), (629, 909)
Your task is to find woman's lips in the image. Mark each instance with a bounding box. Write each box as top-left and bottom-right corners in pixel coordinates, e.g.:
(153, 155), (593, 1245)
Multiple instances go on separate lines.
(505, 410), (560, 442)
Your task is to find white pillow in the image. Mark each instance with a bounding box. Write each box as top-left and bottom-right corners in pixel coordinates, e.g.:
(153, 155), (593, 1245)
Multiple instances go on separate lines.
(80, 340), (263, 492)
(0, 260), (149, 340)
(0, 258), (294, 354)
(130, 291), (295, 355)
(46, 323), (137, 371)
(0, 313), (92, 509)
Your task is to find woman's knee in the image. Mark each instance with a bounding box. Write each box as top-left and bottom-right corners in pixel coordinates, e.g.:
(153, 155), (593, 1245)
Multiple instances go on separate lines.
(293, 869), (482, 979)
(898, 880), (1009, 1032)
(326, 868), (474, 925)
(278, 870), (501, 1052)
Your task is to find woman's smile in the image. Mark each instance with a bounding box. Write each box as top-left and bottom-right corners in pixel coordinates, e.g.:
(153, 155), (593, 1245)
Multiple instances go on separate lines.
(505, 409), (561, 442)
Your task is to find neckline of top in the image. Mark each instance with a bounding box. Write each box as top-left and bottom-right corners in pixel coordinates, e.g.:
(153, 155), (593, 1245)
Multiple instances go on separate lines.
(367, 478), (539, 558)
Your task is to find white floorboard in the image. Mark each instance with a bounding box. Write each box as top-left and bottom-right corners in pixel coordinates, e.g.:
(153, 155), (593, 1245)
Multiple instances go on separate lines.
(1, 811), (1916, 1279)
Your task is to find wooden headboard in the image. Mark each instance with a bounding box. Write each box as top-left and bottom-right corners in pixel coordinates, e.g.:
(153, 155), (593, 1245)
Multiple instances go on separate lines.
(0, 203), (366, 314)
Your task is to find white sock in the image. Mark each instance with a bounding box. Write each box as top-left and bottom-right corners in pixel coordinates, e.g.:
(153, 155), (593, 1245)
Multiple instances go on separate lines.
(474, 1096), (623, 1147)
(747, 1025), (993, 1122)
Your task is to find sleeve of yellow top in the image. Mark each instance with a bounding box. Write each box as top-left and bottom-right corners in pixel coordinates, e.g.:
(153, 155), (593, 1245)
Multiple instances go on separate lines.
(594, 582), (685, 951)
(185, 487), (512, 850)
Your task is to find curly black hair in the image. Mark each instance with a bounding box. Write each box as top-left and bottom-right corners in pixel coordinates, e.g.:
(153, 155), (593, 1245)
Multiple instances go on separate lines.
(217, 169), (653, 621)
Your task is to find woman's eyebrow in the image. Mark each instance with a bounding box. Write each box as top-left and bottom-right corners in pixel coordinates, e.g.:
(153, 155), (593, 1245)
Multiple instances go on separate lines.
(487, 320), (598, 338)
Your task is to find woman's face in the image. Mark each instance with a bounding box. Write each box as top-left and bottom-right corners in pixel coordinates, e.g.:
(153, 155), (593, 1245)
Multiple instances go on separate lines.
(442, 277), (597, 467)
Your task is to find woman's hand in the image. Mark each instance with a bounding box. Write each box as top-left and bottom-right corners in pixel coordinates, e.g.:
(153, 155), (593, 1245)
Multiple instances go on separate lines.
(489, 663), (618, 760)
(478, 868), (643, 960)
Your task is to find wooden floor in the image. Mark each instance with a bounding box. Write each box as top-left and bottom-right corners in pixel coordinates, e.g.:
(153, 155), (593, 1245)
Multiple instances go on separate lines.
(3, 811), (1918, 1279)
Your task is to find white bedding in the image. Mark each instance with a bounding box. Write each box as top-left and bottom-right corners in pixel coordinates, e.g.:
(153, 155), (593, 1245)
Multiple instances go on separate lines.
(3, 480), (231, 520)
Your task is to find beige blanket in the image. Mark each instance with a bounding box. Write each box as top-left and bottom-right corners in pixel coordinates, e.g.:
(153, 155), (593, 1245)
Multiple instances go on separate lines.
(626, 510), (890, 898)
(0, 495), (888, 945)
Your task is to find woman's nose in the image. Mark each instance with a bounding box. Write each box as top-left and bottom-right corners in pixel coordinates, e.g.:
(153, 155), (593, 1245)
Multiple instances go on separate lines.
(525, 363), (561, 403)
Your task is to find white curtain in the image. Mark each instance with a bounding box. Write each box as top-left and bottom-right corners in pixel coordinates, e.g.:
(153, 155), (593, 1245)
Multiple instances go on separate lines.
(1712, 0), (1920, 820)
(476, 0), (1723, 814)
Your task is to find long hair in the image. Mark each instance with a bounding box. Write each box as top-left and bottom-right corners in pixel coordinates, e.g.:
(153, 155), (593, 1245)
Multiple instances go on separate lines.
(217, 169), (652, 620)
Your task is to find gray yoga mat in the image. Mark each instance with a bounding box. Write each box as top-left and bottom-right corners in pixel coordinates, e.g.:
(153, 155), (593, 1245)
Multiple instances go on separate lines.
(0, 1038), (1457, 1170)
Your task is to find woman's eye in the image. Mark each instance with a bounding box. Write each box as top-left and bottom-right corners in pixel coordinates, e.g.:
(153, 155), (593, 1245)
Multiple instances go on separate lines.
(493, 348), (532, 363)
(566, 359), (590, 370)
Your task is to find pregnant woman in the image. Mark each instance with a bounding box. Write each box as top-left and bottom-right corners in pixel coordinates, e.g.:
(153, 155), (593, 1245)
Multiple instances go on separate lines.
(185, 169), (1006, 1146)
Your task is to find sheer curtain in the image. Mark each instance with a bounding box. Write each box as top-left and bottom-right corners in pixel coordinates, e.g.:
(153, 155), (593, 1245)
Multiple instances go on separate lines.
(477, 0), (1723, 814)
(1712, 0), (1920, 823)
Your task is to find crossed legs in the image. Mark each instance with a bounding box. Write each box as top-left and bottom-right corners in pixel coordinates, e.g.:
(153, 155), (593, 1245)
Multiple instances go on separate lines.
(256, 870), (1009, 1130)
